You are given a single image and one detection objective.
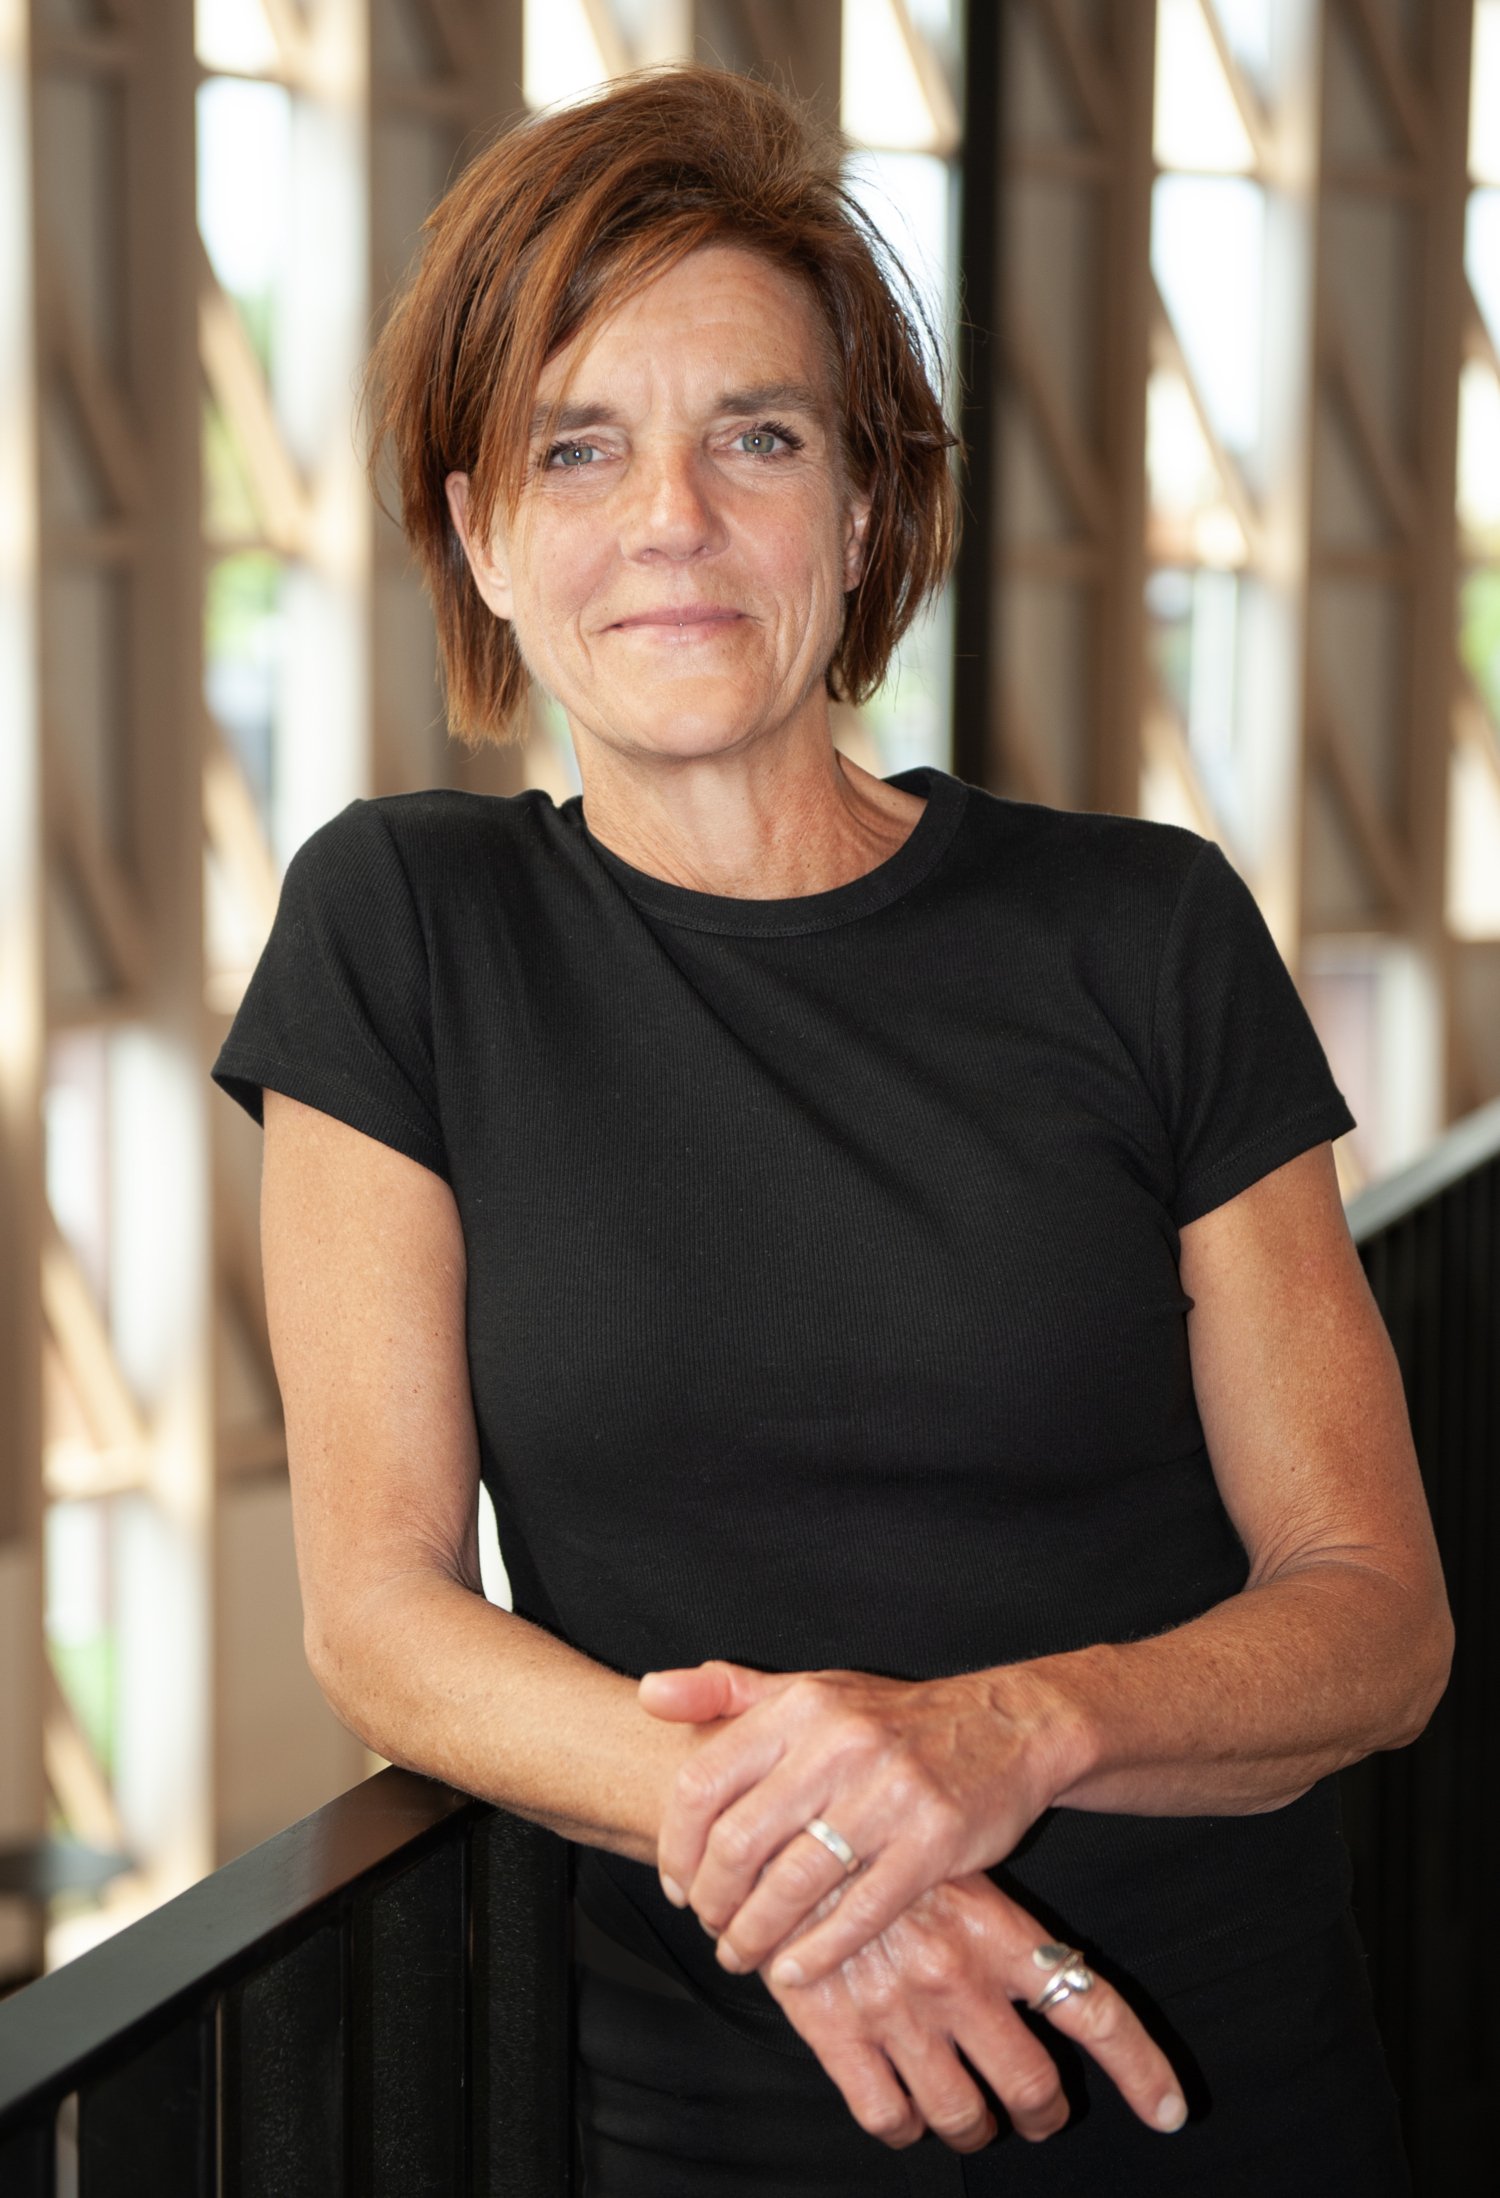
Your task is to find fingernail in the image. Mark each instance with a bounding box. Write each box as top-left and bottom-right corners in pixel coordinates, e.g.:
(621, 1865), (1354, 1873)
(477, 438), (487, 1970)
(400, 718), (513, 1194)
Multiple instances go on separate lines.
(660, 1875), (686, 1907)
(770, 1957), (804, 1988)
(716, 1941), (745, 1973)
(1156, 2093), (1187, 2132)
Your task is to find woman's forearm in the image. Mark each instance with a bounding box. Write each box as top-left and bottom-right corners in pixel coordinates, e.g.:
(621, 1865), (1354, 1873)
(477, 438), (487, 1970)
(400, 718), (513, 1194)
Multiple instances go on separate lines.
(1014, 1557), (1453, 1819)
(308, 1570), (705, 1863)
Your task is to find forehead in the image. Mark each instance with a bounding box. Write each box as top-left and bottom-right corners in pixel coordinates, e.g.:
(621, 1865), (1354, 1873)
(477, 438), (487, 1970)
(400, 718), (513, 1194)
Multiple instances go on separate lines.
(536, 243), (838, 409)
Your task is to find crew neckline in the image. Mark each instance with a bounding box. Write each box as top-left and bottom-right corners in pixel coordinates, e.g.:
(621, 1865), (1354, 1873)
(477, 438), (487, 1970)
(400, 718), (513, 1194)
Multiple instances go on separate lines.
(571, 766), (969, 937)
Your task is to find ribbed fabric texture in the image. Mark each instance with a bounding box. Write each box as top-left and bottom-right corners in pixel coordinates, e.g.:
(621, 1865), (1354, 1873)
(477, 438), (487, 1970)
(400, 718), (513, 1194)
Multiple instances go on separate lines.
(213, 766), (1359, 2051)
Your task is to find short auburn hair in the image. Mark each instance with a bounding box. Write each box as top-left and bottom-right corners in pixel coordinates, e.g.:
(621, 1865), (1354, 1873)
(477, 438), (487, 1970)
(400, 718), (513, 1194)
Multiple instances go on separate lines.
(363, 64), (959, 745)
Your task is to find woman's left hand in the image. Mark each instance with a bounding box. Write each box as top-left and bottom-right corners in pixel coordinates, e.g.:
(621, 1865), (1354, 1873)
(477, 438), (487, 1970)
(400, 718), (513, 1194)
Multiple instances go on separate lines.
(639, 1658), (1076, 1988)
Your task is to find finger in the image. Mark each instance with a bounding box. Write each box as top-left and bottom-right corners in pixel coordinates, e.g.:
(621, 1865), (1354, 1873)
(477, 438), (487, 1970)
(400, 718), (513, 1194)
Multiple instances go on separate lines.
(1036, 1972), (1187, 2134)
(766, 1852), (938, 1988)
(656, 1715), (792, 1900)
(881, 2023), (1005, 2155)
(707, 1816), (853, 1965)
(637, 1667), (733, 1722)
(808, 2037), (926, 2152)
(929, 1994), (1070, 2145)
(688, 1756), (854, 1943)
(640, 1660), (790, 1722)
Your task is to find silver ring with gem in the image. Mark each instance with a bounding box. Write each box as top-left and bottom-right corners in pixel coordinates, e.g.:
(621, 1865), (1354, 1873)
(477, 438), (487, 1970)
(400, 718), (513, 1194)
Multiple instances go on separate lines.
(1028, 1942), (1096, 2013)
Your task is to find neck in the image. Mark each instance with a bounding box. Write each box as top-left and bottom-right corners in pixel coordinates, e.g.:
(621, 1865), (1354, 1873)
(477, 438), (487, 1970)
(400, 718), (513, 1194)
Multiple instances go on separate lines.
(571, 718), (927, 899)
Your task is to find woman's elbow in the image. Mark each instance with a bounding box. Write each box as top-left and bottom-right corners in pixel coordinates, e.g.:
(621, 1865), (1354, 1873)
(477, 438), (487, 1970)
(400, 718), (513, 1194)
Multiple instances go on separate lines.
(1384, 1591), (1454, 1752)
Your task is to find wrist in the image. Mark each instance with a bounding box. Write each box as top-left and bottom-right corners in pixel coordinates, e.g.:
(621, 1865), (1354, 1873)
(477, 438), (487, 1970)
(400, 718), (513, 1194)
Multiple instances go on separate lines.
(979, 1656), (1101, 1814)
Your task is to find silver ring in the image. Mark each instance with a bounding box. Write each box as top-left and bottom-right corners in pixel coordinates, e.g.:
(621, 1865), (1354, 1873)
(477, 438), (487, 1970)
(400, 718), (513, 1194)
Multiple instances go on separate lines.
(803, 1817), (861, 1875)
(1027, 1942), (1095, 2014)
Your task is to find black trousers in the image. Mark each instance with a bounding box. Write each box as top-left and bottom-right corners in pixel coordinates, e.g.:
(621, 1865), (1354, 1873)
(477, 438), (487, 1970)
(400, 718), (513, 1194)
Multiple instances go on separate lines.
(572, 1908), (1411, 2197)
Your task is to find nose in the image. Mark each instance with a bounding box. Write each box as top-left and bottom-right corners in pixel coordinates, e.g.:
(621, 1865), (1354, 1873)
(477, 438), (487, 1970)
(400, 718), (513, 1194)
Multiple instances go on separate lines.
(619, 440), (725, 562)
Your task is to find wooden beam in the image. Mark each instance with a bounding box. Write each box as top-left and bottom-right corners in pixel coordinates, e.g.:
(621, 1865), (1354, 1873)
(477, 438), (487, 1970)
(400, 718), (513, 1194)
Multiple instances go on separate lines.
(1323, 324), (1422, 543)
(998, 677), (1070, 810)
(1149, 288), (1266, 563)
(203, 720), (280, 936)
(1194, 0), (1273, 172)
(43, 1658), (129, 1854)
(197, 242), (312, 560)
(38, 250), (149, 517)
(1309, 686), (1415, 919)
(1002, 308), (1113, 540)
(41, 1223), (149, 1458)
(1025, 0), (1114, 145)
(1340, 0), (1429, 161)
(44, 727), (150, 999)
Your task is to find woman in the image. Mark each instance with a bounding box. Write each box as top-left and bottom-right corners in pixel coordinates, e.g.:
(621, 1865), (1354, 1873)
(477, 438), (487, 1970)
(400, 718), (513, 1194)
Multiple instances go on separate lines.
(213, 65), (1451, 2194)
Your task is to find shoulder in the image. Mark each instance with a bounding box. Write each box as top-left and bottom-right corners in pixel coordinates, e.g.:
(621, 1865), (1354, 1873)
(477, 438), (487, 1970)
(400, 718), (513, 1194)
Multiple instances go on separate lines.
(284, 785), (568, 900)
(952, 779), (1214, 931)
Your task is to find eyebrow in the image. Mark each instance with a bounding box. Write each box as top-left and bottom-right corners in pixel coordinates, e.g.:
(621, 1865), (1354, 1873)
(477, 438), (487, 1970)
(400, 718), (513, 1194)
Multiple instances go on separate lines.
(526, 381), (831, 442)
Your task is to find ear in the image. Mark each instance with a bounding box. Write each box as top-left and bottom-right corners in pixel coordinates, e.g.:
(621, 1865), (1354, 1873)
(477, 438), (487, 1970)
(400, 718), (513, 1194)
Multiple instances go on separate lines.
(445, 472), (514, 621)
(842, 479), (874, 592)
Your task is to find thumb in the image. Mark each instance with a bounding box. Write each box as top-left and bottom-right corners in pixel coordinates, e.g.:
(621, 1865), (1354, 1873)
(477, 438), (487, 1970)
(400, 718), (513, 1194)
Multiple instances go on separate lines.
(637, 1659), (788, 1722)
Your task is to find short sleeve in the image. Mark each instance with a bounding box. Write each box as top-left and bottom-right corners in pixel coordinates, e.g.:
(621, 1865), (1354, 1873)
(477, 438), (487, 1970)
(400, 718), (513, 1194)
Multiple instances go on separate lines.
(211, 801), (449, 1181)
(1151, 839), (1355, 1227)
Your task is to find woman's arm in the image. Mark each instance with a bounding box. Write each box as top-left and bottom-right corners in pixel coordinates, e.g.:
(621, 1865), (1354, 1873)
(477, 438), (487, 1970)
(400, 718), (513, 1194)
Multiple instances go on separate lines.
(263, 1089), (1187, 2151)
(261, 1089), (708, 1859)
(645, 1141), (1453, 1985)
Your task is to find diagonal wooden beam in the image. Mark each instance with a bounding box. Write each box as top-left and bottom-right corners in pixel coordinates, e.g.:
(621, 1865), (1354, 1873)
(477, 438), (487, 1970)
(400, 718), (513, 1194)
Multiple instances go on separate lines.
(1194, 0), (1273, 171)
(44, 1658), (131, 1855)
(580, 0), (632, 75)
(1142, 674), (1227, 846)
(41, 1220), (149, 1458)
(44, 725), (150, 999)
(1026, 0), (1115, 144)
(1322, 323), (1422, 544)
(1308, 682), (1414, 917)
(1454, 667), (1500, 798)
(198, 239), (312, 560)
(36, 252), (149, 519)
(411, 0), (480, 78)
(1002, 308), (1112, 541)
(260, 0), (313, 77)
(204, 718), (280, 937)
(1340, 0), (1429, 160)
(998, 675), (1071, 811)
(1149, 282), (1265, 562)
(891, 0), (961, 157)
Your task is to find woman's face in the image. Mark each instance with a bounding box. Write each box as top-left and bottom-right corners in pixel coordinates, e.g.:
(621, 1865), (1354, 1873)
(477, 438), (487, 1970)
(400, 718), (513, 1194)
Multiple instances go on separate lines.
(447, 244), (871, 765)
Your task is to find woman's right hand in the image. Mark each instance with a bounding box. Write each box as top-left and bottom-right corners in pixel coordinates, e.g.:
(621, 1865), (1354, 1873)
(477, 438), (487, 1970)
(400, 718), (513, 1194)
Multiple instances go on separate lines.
(758, 1872), (1188, 2153)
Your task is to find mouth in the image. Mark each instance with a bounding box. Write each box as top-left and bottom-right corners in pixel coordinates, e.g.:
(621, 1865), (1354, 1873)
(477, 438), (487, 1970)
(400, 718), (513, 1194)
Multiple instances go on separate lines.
(609, 606), (745, 638)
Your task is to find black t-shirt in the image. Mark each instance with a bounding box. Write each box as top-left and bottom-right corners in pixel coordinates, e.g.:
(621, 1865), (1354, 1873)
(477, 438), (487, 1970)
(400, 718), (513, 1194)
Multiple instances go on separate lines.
(213, 764), (1358, 2048)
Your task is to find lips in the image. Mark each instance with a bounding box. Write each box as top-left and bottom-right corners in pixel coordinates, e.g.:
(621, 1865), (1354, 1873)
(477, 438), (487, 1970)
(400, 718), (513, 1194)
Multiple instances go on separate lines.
(610, 606), (744, 630)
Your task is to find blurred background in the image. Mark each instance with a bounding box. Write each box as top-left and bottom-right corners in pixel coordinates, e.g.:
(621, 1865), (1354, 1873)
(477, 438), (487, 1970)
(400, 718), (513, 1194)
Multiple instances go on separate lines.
(1, 0), (1496, 1987)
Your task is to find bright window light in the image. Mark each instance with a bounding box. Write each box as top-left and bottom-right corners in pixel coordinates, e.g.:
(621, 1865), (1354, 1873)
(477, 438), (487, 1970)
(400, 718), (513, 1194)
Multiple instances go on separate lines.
(194, 0), (278, 76)
(1471, 0), (1500, 184)
(1448, 733), (1500, 938)
(843, 0), (947, 154)
(196, 76), (292, 309)
(1154, 0), (1256, 173)
(845, 149), (953, 362)
(1466, 190), (1500, 353)
(1152, 175), (1263, 455)
(1457, 361), (1500, 546)
(523, 0), (614, 111)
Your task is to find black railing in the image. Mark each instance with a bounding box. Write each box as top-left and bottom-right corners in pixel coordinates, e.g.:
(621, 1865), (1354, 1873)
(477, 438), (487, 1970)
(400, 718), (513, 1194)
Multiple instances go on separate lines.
(3, 1102), (1495, 2193)
(1343, 1095), (1500, 2189)
(0, 1769), (573, 2195)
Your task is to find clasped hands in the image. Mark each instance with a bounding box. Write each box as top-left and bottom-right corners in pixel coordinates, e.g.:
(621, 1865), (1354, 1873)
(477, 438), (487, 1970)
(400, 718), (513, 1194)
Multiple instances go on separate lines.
(638, 1659), (1187, 2154)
